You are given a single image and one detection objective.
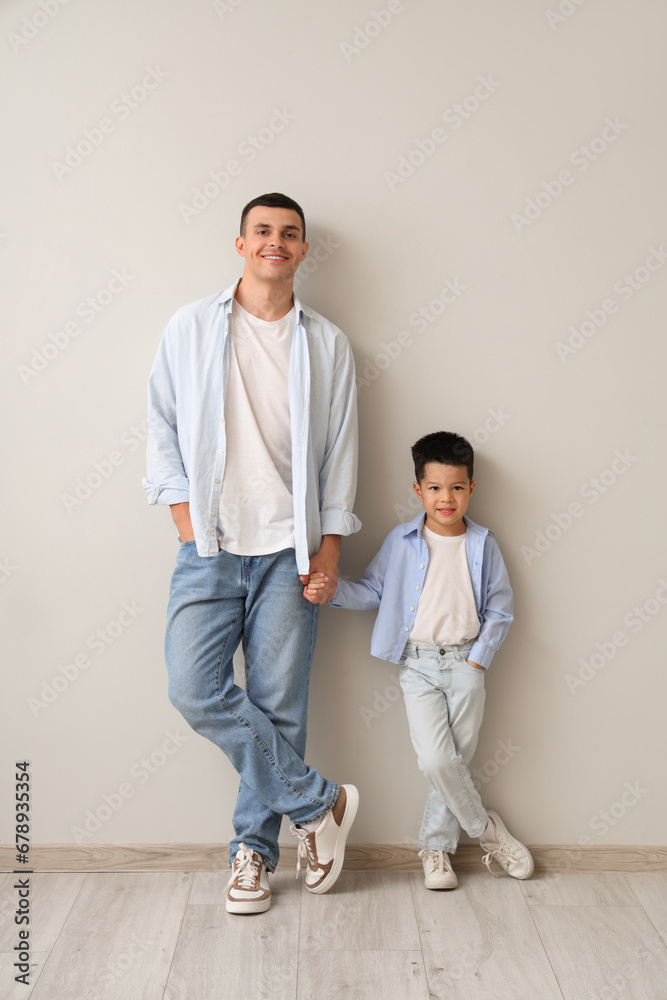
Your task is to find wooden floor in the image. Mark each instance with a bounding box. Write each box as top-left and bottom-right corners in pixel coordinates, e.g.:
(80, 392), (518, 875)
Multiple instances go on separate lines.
(1, 869), (666, 999)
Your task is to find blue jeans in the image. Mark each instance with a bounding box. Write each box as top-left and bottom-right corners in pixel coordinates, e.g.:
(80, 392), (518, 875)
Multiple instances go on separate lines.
(165, 543), (338, 871)
(399, 641), (489, 853)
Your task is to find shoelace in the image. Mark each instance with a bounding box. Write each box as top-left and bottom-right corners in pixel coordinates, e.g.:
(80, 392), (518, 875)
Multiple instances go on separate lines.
(226, 846), (261, 891)
(418, 849), (451, 876)
(481, 828), (520, 877)
(290, 824), (316, 878)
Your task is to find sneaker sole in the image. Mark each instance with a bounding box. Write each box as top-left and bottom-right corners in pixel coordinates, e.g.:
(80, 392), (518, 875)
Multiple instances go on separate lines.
(226, 896), (271, 914)
(306, 783), (359, 895)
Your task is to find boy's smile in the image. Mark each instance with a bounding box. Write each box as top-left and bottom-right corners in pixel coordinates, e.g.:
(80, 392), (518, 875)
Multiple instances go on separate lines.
(413, 462), (475, 536)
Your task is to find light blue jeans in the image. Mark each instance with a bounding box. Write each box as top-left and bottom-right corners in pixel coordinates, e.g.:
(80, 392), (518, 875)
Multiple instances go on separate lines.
(399, 641), (489, 853)
(165, 543), (338, 871)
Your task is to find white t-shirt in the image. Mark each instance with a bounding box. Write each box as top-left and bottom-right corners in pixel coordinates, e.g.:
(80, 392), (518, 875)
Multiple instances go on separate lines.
(409, 526), (480, 646)
(218, 300), (295, 555)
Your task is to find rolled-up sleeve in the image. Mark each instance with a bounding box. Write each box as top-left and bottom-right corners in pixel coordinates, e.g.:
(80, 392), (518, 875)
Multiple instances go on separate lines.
(318, 337), (361, 538)
(142, 320), (190, 506)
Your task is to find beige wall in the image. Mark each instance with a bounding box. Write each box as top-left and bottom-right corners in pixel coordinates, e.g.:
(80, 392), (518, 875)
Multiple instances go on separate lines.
(3, 0), (666, 852)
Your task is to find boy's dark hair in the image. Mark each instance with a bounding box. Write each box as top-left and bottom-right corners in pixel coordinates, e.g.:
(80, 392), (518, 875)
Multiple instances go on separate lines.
(240, 192), (306, 239)
(411, 431), (474, 483)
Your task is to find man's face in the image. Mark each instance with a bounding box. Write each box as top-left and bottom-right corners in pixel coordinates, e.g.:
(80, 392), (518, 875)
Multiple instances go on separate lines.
(413, 462), (475, 536)
(235, 206), (308, 285)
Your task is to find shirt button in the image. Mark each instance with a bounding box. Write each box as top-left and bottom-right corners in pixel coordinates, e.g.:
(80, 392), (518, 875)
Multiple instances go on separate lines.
(221, 418), (225, 424)
(415, 585), (420, 591)
(214, 479), (220, 484)
(219, 449), (224, 455)
(210, 511), (215, 517)
(403, 626), (409, 632)
(419, 564), (424, 569)
(410, 606), (415, 612)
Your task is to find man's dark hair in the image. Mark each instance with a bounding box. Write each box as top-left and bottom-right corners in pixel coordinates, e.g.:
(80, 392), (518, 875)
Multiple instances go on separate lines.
(239, 192), (306, 239)
(411, 431), (474, 484)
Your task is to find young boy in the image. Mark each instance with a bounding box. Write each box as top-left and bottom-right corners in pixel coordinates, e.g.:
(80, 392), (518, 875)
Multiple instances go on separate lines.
(307, 431), (533, 889)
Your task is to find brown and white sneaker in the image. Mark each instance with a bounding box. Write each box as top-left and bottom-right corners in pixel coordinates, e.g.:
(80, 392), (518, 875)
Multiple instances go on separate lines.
(290, 784), (359, 894)
(226, 843), (271, 914)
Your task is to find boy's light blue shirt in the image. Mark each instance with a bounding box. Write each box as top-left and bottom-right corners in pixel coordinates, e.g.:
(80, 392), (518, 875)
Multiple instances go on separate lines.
(330, 513), (513, 668)
(142, 280), (360, 573)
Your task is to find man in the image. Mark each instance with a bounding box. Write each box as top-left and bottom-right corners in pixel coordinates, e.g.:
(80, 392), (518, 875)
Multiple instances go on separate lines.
(143, 193), (360, 914)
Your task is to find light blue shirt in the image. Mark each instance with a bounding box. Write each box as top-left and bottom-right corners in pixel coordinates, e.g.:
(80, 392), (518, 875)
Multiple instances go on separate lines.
(143, 280), (360, 572)
(331, 514), (513, 668)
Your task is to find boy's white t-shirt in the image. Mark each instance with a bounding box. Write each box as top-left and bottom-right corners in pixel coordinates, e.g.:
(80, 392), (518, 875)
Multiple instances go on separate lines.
(408, 525), (480, 646)
(217, 299), (295, 556)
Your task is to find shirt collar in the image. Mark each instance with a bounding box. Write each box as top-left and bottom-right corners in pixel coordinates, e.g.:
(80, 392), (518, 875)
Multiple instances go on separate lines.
(400, 512), (486, 538)
(215, 279), (304, 323)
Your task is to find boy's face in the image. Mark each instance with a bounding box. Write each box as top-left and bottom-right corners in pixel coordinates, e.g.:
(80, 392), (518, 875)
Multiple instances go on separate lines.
(413, 462), (475, 536)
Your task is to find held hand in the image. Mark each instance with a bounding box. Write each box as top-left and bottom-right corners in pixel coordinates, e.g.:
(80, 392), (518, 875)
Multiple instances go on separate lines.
(299, 535), (340, 604)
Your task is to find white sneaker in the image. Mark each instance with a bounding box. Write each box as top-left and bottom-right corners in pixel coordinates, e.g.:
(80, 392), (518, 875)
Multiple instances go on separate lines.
(290, 784), (359, 894)
(480, 811), (534, 879)
(418, 849), (458, 890)
(226, 844), (271, 913)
